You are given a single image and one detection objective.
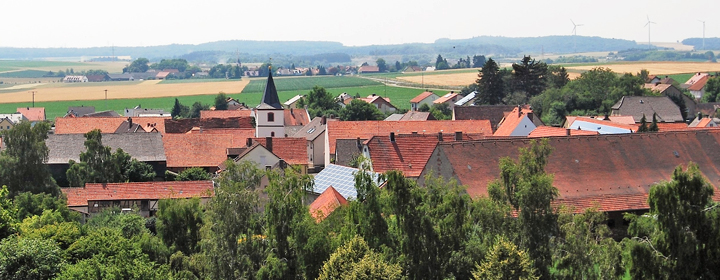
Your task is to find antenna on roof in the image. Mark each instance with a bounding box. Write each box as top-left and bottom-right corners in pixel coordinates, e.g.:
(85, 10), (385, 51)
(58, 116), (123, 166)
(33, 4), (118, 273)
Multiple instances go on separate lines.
(644, 15), (656, 50)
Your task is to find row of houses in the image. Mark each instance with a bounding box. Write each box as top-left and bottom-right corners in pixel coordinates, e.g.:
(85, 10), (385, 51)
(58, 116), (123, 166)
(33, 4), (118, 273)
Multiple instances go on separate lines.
(62, 70), (183, 83)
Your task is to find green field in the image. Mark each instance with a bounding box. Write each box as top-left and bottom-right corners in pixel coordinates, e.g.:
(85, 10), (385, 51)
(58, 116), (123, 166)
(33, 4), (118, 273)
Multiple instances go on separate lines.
(0, 84), (423, 119)
(664, 73), (693, 84)
(242, 76), (381, 93)
(0, 70), (52, 78)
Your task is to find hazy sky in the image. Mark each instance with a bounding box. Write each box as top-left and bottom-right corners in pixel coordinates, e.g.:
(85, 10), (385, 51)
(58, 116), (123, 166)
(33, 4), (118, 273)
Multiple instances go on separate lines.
(0, 0), (716, 48)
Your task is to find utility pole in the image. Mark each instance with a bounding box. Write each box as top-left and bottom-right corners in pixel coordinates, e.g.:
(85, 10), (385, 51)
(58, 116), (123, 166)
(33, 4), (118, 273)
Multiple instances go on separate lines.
(30, 91), (35, 107)
(104, 89), (108, 110)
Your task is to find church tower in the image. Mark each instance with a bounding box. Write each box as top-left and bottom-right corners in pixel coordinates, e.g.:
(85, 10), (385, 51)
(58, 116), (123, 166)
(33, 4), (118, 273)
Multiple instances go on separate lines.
(255, 67), (285, 137)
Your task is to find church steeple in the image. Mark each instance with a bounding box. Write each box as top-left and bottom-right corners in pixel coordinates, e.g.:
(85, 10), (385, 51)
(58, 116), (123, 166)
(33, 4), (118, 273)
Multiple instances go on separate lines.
(257, 66), (282, 109)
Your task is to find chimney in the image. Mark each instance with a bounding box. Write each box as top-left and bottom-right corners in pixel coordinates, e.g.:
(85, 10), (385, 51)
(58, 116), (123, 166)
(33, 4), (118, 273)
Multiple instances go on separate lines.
(321, 116), (327, 125)
(356, 137), (362, 150)
(127, 117), (132, 127)
(390, 132), (395, 142)
(438, 132), (443, 142)
(698, 112), (703, 120)
(246, 138), (253, 147)
(566, 128), (571, 136)
(265, 136), (273, 153)
(454, 131), (462, 141)
(517, 105), (522, 118)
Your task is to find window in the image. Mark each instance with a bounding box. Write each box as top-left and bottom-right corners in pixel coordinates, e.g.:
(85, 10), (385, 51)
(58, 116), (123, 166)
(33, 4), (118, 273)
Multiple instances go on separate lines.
(271, 132), (275, 137)
(268, 112), (275, 122)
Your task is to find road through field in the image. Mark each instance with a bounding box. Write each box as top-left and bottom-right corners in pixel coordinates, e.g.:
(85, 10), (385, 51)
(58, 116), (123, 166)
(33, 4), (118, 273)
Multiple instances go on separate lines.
(0, 79), (249, 103)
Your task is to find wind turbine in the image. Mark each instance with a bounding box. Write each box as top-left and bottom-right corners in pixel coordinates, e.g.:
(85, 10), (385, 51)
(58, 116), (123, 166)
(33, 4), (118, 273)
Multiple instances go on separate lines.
(699, 20), (706, 50)
(644, 16), (656, 49)
(571, 19), (584, 53)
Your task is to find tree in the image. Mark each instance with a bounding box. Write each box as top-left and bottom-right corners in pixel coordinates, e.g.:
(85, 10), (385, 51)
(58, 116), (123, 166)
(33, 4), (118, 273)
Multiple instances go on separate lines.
(0, 186), (17, 239)
(638, 114), (649, 132)
(0, 236), (64, 280)
(418, 103), (431, 112)
(318, 66), (327, 75)
(339, 99), (385, 121)
(649, 113), (659, 132)
(395, 61), (402, 72)
(547, 65), (570, 89)
(214, 93), (228, 110)
(171, 98), (189, 119)
(627, 163), (720, 279)
(429, 102), (452, 120)
(306, 86), (340, 117)
(472, 236), (539, 280)
(123, 58), (150, 73)
(511, 55), (548, 98)
(702, 76), (720, 102)
(472, 55), (487, 68)
(475, 58), (506, 105)
(175, 167), (211, 181)
(157, 197), (204, 255)
(13, 192), (79, 222)
(376, 58), (387, 72)
(344, 165), (388, 249)
(488, 139), (557, 279)
(189, 102), (209, 118)
(0, 122), (58, 196)
(317, 236), (401, 280)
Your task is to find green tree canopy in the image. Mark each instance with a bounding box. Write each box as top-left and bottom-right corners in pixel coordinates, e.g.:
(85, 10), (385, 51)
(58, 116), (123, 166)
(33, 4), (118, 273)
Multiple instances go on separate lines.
(214, 93), (228, 110)
(472, 236), (539, 280)
(123, 58), (149, 73)
(475, 58), (506, 105)
(0, 121), (58, 196)
(376, 58), (387, 72)
(0, 236), (64, 280)
(339, 99), (385, 121)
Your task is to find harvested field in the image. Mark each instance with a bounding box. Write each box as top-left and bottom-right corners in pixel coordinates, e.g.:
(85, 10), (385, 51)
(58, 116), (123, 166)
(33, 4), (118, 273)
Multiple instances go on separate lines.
(0, 79), (249, 103)
(566, 62), (720, 75)
(397, 72), (478, 86)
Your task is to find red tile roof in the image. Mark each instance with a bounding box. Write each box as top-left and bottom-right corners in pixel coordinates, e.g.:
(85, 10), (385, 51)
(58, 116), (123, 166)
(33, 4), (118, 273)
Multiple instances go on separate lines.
(697, 118), (713, 127)
(493, 107), (534, 137)
(358, 66), (380, 73)
(366, 133), (452, 177)
(528, 126), (599, 138)
(433, 92), (458, 104)
(567, 117), (639, 131)
(685, 73), (709, 85)
(284, 109), (310, 126)
(410, 91), (436, 103)
(327, 120), (493, 153)
(62, 181), (214, 207)
(421, 130), (720, 213)
(688, 75), (710, 91)
(200, 110), (253, 119)
(163, 133), (250, 168)
(186, 128), (256, 138)
(309, 186), (347, 222)
(655, 122), (690, 131)
(251, 137), (308, 165)
(164, 117), (254, 134)
(54, 116), (169, 134)
(566, 116), (636, 126)
(16, 107), (45, 122)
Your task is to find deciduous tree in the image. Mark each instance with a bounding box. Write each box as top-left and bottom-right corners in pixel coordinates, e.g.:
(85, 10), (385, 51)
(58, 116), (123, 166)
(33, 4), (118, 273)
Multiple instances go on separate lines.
(339, 99), (384, 121)
(0, 122), (58, 196)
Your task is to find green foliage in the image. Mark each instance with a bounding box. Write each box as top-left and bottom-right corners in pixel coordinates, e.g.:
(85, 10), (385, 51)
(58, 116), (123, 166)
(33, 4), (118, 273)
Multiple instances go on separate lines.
(0, 236), (64, 280)
(214, 92), (228, 110)
(306, 86), (341, 117)
(638, 114), (649, 132)
(475, 58), (506, 105)
(472, 55), (487, 68)
(157, 198), (204, 255)
(0, 186), (18, 239)
(57, 250), (170, 280)
(340, 99), (385, 121)
(0, 121), (59, 196)
(547, 65), (569, 89)
(511, 56), (549, 99)
(317, 236), (402, 280)
(429, 102), (452, 120)
(344, 166), (389, 249)
(13, 192), (79, 223)
(418, 103), (431, 112)
(472, 236), (539, 280)
(649, 113), (659, 132)
(150, 58), (190, 72)
(123, 58), (150, 73)
(702, 76), (720, 102)
(376, 58), (387, 72)
(171, 98), (189, 119)
(189, 102), (209, 118)
(175, 167), (211, 181)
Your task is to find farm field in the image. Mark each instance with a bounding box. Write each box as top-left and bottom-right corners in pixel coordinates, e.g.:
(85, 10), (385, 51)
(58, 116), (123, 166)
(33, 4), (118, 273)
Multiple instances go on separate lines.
(397, 72), (478, 86)
(241, 76), (382, 93)
(0, 84), (426, 119)
(564, 62), (720, 75)
(0, 79), (249, 103)
(0, 60), (127, 74)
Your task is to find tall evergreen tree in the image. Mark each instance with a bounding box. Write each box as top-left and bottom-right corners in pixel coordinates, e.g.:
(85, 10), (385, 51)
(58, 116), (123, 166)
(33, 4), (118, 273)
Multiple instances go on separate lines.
(511, 56), (548, 98)
(214, 93), (228, 110)
(649, 113), (659, 132)
(638, 114), (649, 132)
(475, 58), (506, 105)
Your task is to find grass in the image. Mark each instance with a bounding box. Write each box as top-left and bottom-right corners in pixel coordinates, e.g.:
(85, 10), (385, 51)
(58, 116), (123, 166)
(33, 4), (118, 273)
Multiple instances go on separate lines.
(0, 85), (424, 119)
(159, 78), (233, 84)
(241, 76), (381, 93)
(0, 70), (55, 78)
(664, 73), (694, 84)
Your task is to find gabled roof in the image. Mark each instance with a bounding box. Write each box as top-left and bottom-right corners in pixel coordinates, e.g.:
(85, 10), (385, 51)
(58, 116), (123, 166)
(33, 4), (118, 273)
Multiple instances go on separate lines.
(528, 126), (599, 138)
(611, 96), (684, 123)
(16, 107), (45, 122)
(309, 186), (348, 222)
(493, 107), (534, 137)
(285, 108), (310, 126)
(200, 110), (253, 119)
(688, 75), (710, 91)
(293, 117), (335, 141)
(55, 116), (169, 134)
(327, 120), (493, 154)
(433, 92), (459, 104)
(67, 106), (95, 117)
(85, 110), (121, 117)
(0, 113), (27, 124)
(284, 95), (304, 106)
(62, 181), (214, 207)
(335, 138), (365, 167)
(399, 111), (435, 121)
(47, 133), (166, 164)
(455, 91), (476, 106)
(358, 66), (380, 73)
(643, 83), (674, 94)
(359, 95), (395, 108)
(410, 91), (438, 103)
(567, 119), (635, 134)
(164, 117), (253, 134)
(365, 133), (450, 177)
(251, 137), (308, 165)
(114, 120), (148, 133)
(420, 130), (720, 213)
(453, 105), (517, 132)
(313, 164), (383, 199)
(565, 115), (636, 126)
(690, 117), (715, 128)
(163, 133), (249, 168)
(384, 114), (404, 121)
(685, 72), (709, 85)
(257, 69), (282, 109)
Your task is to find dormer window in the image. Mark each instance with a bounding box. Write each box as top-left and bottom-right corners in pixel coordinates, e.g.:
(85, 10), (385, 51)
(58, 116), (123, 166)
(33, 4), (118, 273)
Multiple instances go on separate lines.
(268, 112), (275, 122)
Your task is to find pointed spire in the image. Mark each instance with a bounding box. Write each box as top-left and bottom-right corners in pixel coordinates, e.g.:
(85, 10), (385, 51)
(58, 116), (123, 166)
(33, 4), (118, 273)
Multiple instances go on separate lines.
(257, 65), (282, 109)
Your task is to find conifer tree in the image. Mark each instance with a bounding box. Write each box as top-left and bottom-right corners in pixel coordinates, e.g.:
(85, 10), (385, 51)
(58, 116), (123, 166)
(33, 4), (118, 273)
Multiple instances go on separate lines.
(637, 114), (649, 132)
(649, 113), (659, 132)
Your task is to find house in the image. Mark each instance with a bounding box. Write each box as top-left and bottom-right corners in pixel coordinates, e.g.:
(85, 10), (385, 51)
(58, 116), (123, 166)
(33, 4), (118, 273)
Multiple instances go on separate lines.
(312, 164), (383, 200)
(398, 111), (435, 121)
(163, 117), (253, 134)
(130, 72), (157, 81)
(356, 94), (397, 114)
(611, 96), (685, 123)
(62, 181), (213, 217)
(124, 105), (170, 117)
(63, 75), (88, 83)
(433, 92), (461, 109)
(696, 103), (720, 118)
(55, 116), (169, 134)
(528, 126), (599, 138)
(565, 117), (635, 134)
(308, 186), (348, 222)
(0, 118), (14, 131)
(455, 91), (477, 106)
(452, 105), (518, 133)
(84, 111), (121, 117)
(256, 68), (285, 138)
(493, 106), (538, 137)
(410, 91), (440, 111)
(0, 113), (27, 130)
(689, 115), (719, 128)
(115, 117), (154, 133)
(563, 115), (636, 127)
(284, 95), (305, 108)
(682, 72), (709, 89)
(163, 133), (250, 173)
(16, 107), (44, 122)
(250, 137), (310, 172)
(66, 106), (96, 117)
(230, 140), (283, 170)
(86, 74), (107, 82)
(403, 66), (423, 73)
(244, 70), (260, 77)
(200, 110), (253, 119)
(419, 130), (720, 225)
(325, 120), (493, 166)
(155, 72), (171, 80)
(688, 75), (710, 100)
(293, 117), (336, 170)
(358, 65), (380, 74)
(384, 114), (404, 121)
(47, 133), (167, 186)
(643, 83), (696, 118)
(107, 74), (135, 81)
(334, 138), (366, 167)
(646, 75), (660, 84)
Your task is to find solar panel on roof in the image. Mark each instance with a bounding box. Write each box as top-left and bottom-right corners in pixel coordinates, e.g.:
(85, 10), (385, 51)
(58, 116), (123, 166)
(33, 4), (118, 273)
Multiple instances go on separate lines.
(455, 91), (476, 106)
(313, 164), (383, 199)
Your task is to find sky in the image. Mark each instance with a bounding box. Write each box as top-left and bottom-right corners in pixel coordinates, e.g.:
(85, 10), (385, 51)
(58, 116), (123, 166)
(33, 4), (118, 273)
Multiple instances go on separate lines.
(0, 0), (717, 48)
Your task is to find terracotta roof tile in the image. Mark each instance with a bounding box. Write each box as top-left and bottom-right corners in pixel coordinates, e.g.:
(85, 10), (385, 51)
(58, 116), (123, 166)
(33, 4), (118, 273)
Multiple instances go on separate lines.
(453, 105), (517, 132)
(309, 186), (347, 222)
(16, 107), (45, 122)
(685, 73), (709, 86)
(358, 66), (380, 73)
(688, 75), (710, 91)
(433, 92), (459, 104)
(327, 120), (492, 153)
(528, 126), (599, 138)
(54, 116), (169, 134)
(186, 128), (256, 137)
(164, 133), (250, 168)
(200, 110), (253, 119)
(284, 109), (310, 126)
(367, 133), (457, 177)
(399, 111), (435, 121)
(411, 91), (437, 103)
(493, 107), (534, 137)
(421, 130), (720, 213)
(62, 181), (214, 207)
(164, 117), (253, 134)
(251, 137), (308, 165)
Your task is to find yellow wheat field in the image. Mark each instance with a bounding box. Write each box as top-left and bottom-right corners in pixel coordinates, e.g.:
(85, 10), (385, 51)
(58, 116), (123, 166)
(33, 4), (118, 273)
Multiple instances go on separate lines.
(0, 79), (249, 103)
(397, 72), (480, 86)
(565, 62), (720, 75)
